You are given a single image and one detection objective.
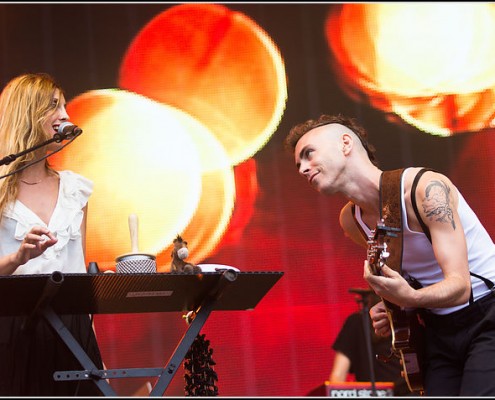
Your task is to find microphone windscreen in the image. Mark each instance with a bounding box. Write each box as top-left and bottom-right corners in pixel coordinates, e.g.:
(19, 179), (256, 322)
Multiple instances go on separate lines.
(58, 121), (82, 138)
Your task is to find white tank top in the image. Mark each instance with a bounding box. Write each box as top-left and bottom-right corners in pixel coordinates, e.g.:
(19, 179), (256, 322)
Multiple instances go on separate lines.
(354, 167), (495, 315)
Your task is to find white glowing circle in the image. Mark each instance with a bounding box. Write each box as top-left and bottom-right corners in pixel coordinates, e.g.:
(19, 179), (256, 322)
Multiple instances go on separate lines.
(59, 89), (206, 259)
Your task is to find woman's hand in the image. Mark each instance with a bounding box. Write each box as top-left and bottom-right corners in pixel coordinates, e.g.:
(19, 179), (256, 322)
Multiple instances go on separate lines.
(15, 225), (58, 266)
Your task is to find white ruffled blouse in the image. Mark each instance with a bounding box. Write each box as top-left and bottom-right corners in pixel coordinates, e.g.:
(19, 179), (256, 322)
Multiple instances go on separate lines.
(0, 170), (93, 275)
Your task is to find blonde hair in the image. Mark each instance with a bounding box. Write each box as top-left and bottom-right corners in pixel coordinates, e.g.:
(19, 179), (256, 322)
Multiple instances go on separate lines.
(0, 73), (63, 217)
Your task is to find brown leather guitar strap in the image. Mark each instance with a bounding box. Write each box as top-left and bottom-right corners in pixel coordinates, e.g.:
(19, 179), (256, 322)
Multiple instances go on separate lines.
(379, 168), (405, 274)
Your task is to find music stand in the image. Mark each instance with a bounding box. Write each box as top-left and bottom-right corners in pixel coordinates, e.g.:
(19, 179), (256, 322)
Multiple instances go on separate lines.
(0, 270), (283, 396)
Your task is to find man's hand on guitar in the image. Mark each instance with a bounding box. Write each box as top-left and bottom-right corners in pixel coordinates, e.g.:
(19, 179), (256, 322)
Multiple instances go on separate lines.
(363, 260), (417, 308)
(369, 301), (391, 337)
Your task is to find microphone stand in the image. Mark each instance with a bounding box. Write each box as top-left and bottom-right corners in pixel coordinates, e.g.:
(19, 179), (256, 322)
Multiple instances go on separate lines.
(0, 131), (79, 181)
(349, 288), (377, 397)
(0, 132), (67, 166)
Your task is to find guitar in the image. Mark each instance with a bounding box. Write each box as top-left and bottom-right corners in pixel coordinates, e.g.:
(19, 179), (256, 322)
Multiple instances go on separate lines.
(367, 219), (425, 395)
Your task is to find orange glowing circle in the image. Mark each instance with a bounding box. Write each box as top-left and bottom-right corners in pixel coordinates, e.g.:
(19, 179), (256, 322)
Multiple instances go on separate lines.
(51, 89), (234, 271)
(326, 3), (495, 136)
(219, 158), (258, 247)
(119, 3), (287, 165)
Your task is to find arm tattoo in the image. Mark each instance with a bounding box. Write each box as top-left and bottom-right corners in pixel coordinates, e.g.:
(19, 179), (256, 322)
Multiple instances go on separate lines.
(421, 180), (456, 230)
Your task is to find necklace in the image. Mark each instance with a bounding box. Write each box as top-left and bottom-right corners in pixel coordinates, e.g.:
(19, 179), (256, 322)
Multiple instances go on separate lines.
(20, 179), (43, 185)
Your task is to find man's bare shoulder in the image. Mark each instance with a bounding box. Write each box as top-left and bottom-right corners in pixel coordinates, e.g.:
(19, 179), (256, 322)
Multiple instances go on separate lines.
(405, 167), (452, 190)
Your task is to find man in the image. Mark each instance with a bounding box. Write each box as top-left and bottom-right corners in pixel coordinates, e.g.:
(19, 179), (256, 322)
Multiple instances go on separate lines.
(284, 114), (495, 396)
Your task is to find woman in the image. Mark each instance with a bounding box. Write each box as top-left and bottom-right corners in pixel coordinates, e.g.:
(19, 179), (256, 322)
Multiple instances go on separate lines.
(0, 73), (104, 396)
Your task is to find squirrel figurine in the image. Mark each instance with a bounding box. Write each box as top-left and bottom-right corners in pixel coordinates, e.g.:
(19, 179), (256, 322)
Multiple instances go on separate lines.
(170, 234), (201, 273)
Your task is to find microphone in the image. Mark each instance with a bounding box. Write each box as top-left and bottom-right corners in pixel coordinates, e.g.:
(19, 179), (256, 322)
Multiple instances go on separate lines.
(54, 122), (83, 142)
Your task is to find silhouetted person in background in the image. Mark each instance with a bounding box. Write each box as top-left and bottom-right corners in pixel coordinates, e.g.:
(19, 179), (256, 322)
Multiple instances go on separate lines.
(330, 291), (410, 396)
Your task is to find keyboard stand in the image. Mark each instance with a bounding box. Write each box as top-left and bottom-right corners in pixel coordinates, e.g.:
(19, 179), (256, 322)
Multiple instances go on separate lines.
(1, 269), (283, 396)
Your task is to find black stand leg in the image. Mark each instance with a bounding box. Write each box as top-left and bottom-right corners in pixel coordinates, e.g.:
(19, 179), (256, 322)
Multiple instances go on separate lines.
(359, 297), (377, 397)
(150, 269), (237, 396)
(43, 306), (117, 396)
(149, 296), (214, 396)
